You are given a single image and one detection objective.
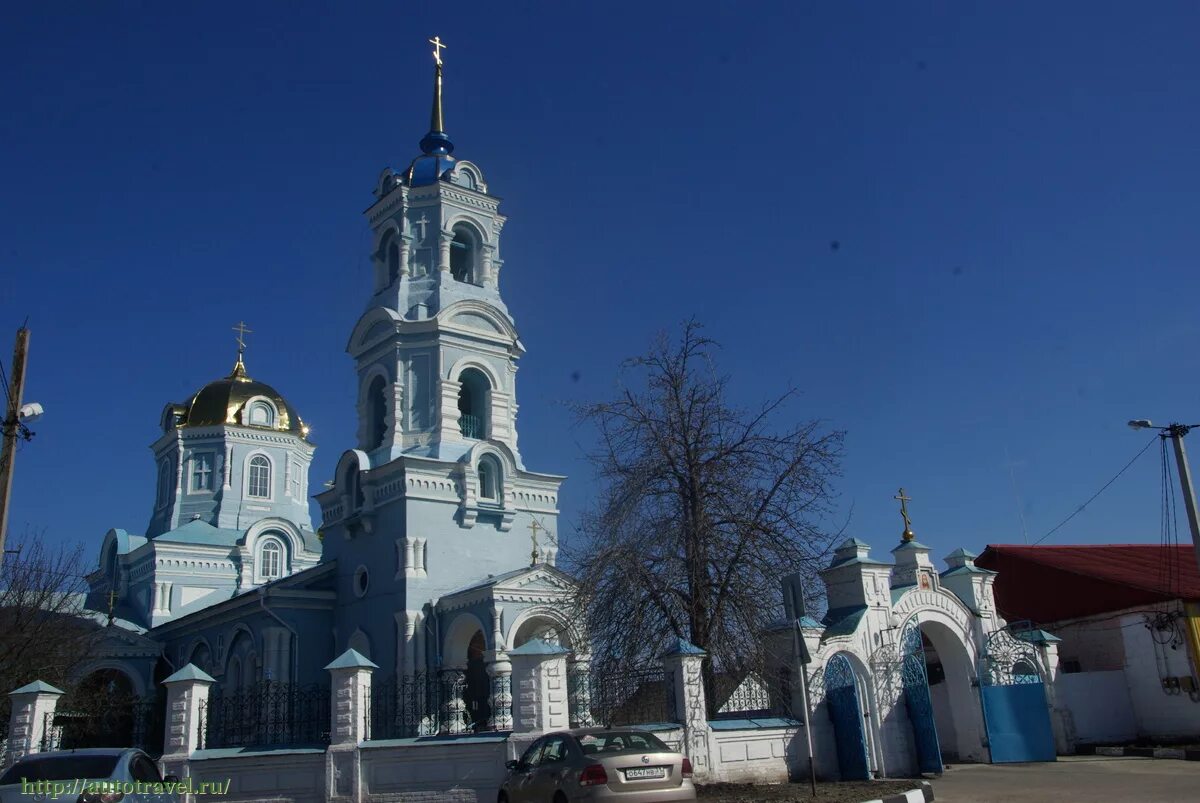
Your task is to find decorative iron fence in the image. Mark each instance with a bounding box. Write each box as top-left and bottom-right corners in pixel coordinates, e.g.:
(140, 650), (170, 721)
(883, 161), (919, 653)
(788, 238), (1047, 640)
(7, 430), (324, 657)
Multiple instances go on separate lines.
(199, 682), (330, 749)
(712, 667), (793, 719)
(366, 669), (512, 739)
(588, 666), (676, 726)
(40, 696), (164, 755)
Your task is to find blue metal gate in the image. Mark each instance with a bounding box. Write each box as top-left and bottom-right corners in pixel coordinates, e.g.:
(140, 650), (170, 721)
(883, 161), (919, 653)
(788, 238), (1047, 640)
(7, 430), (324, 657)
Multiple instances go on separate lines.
(980, 625), (1056, 763)
(900, 619), (943, 775)
(824, 653), (870, 780)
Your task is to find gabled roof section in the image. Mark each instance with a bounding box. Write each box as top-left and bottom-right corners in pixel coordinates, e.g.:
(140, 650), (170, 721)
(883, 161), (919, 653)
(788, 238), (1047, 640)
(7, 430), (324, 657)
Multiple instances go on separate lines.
(443, 563), (576, 601)
(977, 544), (1200, 623)
(821, 605), (867, 638)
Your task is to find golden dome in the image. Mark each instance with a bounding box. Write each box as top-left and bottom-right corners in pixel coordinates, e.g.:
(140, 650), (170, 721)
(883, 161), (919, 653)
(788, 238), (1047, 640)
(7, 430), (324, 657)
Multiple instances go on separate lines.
(178, 356), (309, 438)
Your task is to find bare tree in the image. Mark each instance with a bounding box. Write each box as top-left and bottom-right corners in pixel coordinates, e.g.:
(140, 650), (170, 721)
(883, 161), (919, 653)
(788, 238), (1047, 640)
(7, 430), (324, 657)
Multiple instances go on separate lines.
(566, 321), (844, 714)
(0, 534), (93, 728)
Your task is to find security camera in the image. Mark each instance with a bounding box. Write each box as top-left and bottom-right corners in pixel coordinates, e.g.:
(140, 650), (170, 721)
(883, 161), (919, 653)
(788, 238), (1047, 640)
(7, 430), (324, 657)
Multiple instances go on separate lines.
(17, 402), (43, 423)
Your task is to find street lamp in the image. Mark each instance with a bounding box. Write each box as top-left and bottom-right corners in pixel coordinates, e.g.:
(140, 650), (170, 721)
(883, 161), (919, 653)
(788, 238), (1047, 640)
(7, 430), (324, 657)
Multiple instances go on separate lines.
(1129, 419), (1200, 575)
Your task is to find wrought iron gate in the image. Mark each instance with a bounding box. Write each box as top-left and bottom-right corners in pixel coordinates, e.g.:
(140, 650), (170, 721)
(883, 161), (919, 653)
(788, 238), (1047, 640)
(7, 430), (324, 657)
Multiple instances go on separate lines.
(824, 653), (870, 780)
(41, 695), (164, 755)
(900, 618), (943, 775)
(979, 624), (1056, 763)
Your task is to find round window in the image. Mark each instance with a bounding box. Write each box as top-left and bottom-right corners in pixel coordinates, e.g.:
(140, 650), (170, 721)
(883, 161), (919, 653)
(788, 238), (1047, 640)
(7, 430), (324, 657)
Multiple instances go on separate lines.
(354, 565), (369, 597)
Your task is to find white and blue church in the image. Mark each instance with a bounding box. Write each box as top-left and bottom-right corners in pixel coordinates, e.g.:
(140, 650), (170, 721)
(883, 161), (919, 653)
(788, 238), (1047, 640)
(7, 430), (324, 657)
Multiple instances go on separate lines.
(80, 53), (581, 727)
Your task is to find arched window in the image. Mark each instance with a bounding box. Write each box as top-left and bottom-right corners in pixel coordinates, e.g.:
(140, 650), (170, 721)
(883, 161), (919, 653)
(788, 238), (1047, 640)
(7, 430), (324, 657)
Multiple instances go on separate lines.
(259, 538), (284, 581)
(450, 227), (477, 284)
(456, 368), (490, 439)
(156, 460), (172, 508)
(381, 230), (401, 284)
(346, 465), (365, 509)
(367, 375), (388, 449)
(248, 401), (275, 427)
(478, 456), (500, 502)
(248, 455), (271, 498)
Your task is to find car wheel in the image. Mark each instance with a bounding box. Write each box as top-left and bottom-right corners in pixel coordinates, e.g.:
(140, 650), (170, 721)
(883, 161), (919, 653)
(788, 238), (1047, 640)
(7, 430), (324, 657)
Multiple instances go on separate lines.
(553, 792), (568, 803)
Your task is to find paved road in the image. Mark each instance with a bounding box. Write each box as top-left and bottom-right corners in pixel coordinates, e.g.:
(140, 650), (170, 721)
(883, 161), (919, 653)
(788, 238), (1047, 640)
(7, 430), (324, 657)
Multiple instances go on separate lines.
(931, 756), (1200, 802)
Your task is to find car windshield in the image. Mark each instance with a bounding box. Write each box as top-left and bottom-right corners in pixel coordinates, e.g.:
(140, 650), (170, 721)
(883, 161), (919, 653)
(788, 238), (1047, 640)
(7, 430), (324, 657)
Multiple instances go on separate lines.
(0, 755), (120, 785)
(577, 731), (670, 754)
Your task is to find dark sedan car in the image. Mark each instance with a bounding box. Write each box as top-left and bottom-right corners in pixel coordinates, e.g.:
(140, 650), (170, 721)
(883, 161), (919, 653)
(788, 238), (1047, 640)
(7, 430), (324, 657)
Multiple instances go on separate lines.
(499, 728), (696, 802)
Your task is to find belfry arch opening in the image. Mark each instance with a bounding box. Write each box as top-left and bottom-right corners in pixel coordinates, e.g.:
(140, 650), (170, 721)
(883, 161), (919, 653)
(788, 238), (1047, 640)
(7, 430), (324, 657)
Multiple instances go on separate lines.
(366, 375), (387, 449)
(450, 226), (478, 284)
(382, 231), (401, 284)
(456, 368), (489, 439)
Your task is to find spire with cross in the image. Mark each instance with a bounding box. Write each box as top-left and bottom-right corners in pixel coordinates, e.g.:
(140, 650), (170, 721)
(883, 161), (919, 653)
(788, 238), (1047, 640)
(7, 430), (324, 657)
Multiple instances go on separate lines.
(420, 35), (453, 156)
(894, 487), (916, 542)
(230, 321), (252, 380)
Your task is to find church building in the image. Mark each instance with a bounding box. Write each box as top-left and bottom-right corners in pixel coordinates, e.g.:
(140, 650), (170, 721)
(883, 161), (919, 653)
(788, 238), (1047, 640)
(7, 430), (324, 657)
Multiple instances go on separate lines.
(79, 48), (580, 724)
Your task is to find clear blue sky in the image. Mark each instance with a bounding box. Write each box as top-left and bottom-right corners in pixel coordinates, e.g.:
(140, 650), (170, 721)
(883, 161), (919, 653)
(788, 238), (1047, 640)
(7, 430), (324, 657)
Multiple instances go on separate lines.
(3, 2), (1199, 572)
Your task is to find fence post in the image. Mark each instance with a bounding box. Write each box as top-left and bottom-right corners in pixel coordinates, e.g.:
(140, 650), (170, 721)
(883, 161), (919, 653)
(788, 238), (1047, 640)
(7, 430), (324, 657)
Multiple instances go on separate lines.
(324, 649), (375, 803)
(661, 638), (711, 781)
(507, 639), (570, 735)
(4, 681), (63, 767)
(160, 664), (215, 791)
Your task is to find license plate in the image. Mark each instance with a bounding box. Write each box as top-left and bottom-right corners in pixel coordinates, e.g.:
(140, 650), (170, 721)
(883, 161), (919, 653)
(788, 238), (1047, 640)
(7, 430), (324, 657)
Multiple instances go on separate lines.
(624, 766), (666, 780)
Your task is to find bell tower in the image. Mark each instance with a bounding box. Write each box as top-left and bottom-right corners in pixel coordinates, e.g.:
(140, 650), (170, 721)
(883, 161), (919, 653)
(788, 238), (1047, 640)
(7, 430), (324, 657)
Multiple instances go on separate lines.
(348, 36), (517, 467)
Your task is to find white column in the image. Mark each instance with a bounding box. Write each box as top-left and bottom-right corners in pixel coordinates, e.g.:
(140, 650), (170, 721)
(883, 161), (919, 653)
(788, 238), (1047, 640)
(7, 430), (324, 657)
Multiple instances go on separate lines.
(485, 650), (513, 731)
(438, 230), (453, 273)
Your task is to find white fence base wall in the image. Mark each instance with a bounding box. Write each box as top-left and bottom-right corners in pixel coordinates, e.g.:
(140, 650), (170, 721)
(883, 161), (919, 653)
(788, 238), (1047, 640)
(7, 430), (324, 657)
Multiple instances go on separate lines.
(705, 725), (803, 784)
(361, 739), (509, 803)
(186, 750), (326, 803)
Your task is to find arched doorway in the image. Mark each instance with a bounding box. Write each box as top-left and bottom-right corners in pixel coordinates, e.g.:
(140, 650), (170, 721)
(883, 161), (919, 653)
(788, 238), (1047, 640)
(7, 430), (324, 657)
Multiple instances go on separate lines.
(465, 631), (491, 731)
(899, 619), (943, 774)
(824, 653), (871, 780)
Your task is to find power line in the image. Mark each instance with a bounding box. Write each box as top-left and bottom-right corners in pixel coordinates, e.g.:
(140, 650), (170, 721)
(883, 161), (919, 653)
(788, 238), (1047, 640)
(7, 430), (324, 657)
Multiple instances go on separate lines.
(1031, 435), (1159, 546)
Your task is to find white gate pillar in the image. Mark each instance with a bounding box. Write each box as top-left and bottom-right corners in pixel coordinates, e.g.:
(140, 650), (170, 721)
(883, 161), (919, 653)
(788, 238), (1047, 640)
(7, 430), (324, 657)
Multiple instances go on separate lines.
(662, 638), (711, 781)
(4, 681), (63, 767)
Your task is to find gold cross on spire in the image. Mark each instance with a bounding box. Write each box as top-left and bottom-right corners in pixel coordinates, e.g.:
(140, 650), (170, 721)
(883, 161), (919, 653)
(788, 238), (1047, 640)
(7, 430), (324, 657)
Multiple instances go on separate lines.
(429, 35), (447, 66)
(894, 487), (915, 542)
(233, 321), (253, 354)
(231, 321), (253, 379)
(528, 518), (544, 566)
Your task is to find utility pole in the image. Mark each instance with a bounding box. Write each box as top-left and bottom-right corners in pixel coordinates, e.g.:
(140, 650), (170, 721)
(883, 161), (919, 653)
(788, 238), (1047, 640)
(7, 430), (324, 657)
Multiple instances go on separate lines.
(1129, 420), (1200, 576)
(0, 326), (31, 566)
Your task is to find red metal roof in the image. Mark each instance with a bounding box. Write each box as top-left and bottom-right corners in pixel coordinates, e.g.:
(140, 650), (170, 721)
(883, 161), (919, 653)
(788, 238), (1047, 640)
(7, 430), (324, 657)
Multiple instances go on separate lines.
(976, 544), (1200, 624)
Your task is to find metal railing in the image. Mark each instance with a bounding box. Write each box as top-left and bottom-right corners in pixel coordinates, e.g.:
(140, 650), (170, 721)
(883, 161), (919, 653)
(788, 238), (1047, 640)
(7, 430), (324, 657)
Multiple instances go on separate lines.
(199, 682), (330, 749)
(712, 667), (793, 719)
(366, 670), (504, 739)
(588, 666), (677, 726)
(458, 414), (483, 439)
(40, 696), (164, 755)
